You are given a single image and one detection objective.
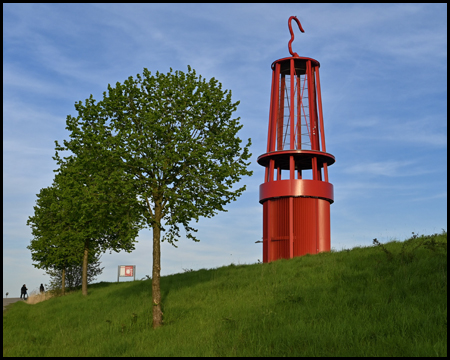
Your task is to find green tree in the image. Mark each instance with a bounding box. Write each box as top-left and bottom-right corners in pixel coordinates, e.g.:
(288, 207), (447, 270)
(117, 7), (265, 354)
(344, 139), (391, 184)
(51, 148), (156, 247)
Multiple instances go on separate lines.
(27, 184), (84, 295)
(55, 154), (144, 296)
(28, 155), (144, 296)
(56, 66), (252, 328)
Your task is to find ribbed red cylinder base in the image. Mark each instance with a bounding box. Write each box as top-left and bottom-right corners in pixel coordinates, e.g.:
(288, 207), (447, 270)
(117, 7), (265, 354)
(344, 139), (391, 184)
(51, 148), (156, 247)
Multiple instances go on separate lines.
(262, 196), (330, 263)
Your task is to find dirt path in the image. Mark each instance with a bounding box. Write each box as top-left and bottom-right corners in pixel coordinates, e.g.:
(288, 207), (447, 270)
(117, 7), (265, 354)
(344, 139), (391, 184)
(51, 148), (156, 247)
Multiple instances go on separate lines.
(3, 297), (24, 312)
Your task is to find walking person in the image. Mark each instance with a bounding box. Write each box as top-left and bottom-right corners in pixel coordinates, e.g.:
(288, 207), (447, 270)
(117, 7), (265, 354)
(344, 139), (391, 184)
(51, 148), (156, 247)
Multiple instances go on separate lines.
(40, 284), (45, 294)
(20, 284), (28, 300)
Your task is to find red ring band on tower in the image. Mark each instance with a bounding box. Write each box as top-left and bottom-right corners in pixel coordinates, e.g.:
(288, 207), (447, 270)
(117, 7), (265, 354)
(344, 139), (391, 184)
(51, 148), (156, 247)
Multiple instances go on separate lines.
(260, 179), (334, 204)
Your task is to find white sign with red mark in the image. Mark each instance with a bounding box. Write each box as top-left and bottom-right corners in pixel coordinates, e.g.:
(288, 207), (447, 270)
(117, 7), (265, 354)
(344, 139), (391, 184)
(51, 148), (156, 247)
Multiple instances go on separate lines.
(119, 265), (135, 277)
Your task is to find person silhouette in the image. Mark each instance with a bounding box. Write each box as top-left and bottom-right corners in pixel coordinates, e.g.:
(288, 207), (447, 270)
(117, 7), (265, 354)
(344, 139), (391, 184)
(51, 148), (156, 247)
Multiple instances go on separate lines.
(20, 284), (28, 300)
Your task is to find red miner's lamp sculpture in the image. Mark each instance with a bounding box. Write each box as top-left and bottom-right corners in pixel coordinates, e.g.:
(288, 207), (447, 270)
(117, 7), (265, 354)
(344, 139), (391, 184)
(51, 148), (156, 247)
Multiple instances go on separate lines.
(258, 16), (335, 262)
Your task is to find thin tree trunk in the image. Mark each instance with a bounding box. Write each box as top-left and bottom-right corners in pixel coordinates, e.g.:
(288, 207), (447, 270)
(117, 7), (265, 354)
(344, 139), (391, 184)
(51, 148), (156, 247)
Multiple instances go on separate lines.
(62, 267), (66, 296)
(152, 198), (163, 329)
(82, 239), (89, 296)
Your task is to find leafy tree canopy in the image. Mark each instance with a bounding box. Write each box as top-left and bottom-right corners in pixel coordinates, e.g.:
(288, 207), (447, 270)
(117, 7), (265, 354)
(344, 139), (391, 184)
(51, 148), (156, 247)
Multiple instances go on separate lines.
(28, 153), (144, 295)
(27, 183), (84, 272)
(56, 66), (252, 245)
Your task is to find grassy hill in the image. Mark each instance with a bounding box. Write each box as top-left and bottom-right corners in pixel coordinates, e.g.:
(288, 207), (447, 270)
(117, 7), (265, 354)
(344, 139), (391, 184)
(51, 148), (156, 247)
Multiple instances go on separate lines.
(3, 231), (447, 356)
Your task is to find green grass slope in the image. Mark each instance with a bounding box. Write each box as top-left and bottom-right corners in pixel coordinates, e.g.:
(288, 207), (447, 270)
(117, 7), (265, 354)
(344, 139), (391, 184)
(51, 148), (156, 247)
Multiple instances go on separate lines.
(3, 232), (447, 357)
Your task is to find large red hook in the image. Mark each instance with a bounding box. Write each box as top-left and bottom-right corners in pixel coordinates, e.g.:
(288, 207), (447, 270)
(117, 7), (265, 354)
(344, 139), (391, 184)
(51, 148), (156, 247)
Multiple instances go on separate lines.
(288, 16), (305, 57)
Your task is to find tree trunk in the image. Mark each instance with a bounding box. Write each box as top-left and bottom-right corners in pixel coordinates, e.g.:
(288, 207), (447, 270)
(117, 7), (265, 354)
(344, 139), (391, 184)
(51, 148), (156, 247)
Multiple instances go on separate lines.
(62, 267), (65, 296)
(82, 240), (89, 296)
(152, 198), (163, 329)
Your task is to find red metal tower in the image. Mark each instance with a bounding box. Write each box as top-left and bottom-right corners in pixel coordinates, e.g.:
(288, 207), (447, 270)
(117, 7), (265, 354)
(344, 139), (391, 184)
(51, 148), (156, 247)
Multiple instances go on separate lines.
(258, 16), (335, 263)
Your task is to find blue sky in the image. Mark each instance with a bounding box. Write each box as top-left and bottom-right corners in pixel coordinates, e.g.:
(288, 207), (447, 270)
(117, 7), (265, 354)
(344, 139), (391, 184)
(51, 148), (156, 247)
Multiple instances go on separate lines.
(3, 4), (447, 296)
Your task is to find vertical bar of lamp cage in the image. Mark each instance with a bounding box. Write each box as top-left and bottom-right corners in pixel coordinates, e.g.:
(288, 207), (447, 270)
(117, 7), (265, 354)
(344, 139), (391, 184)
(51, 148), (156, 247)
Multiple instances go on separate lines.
(306, 61), (318, 180)
(315, 66), (326, 153)
(322, 161), (329, 182)
(296, 72), (302, 179)
(270, 63), (281, 152)
(311, 67), (320, 151)
(290, 59), (295, 150)
(267, 70), (276, 153)
(269, 62), (280, 184)
(290, 156), (295, 180)
(307, 62), (318, 151)
(306, 61), (314, 148)
(278, 75), (286, 151)
(315, 66), (329, 182)
(269, 159), (275, 182)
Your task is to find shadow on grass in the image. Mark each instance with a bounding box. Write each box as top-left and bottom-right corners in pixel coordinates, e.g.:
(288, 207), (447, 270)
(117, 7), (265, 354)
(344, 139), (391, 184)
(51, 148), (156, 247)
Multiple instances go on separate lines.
(103, 263), (256, 314)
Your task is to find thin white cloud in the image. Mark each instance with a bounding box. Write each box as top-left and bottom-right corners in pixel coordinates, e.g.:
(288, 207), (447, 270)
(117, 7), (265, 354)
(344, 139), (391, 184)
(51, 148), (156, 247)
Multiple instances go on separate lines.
(343, 160), (434, 177)
(410, 191), (448, 202)
(329, 115), (447, 148)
